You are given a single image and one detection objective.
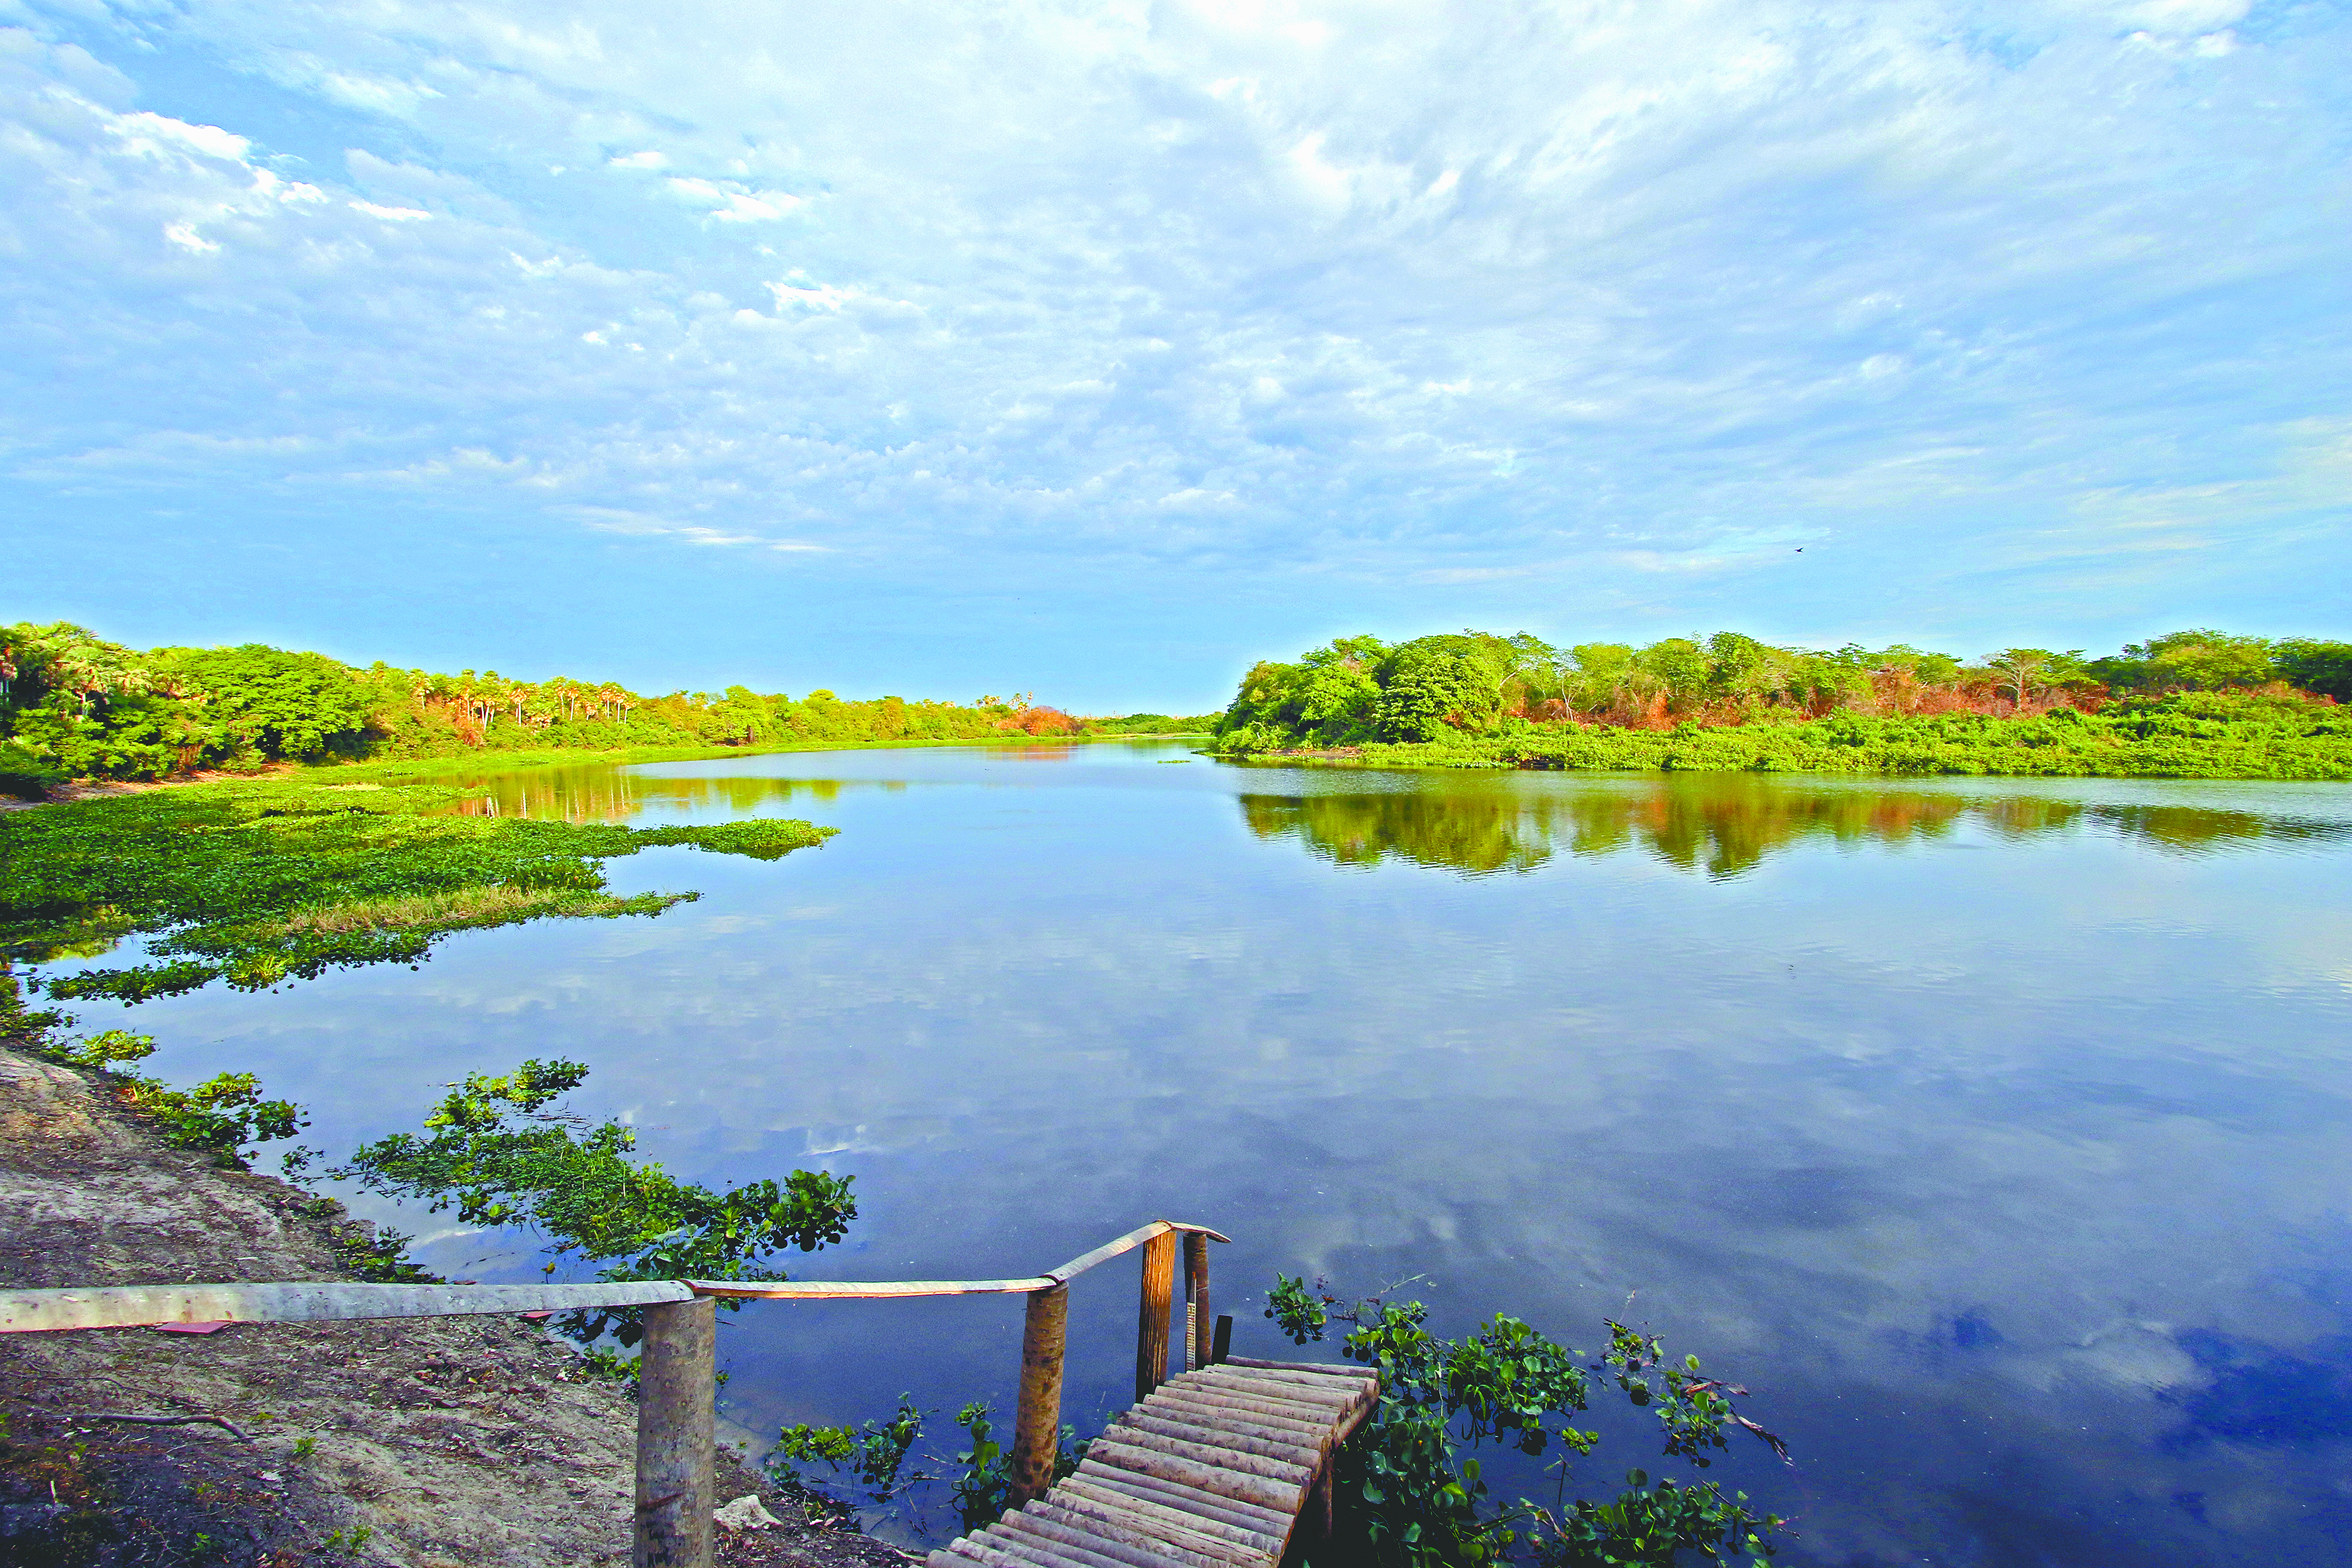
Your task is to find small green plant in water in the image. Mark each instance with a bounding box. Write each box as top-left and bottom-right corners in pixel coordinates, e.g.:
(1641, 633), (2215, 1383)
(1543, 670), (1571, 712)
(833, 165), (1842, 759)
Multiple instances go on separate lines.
(1268, 1274), (1788, 1568)
(949, 1402), (1008, 1531)
(765, 1397), (1085, 1534)
(775, 1394), (928, 1501)
(33, 1027), (307, 1166)
(335, 1058), (855, 1355)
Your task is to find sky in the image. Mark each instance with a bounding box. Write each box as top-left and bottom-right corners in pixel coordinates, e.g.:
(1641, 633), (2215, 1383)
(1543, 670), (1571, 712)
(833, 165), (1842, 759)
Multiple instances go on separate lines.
(1, 0), (2345, 713)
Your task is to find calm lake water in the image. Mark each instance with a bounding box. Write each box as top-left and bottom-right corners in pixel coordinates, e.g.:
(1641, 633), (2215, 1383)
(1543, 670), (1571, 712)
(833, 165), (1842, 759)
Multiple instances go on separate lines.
(46, 743), (2352, 1566)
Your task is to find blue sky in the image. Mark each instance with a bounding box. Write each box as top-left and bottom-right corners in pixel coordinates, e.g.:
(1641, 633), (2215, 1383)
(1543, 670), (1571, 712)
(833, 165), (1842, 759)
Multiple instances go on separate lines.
(1, 0), (2345, 712)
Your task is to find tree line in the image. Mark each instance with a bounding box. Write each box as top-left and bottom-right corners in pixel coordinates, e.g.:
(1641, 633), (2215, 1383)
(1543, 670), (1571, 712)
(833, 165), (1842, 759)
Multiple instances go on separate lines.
(1213, 628), (2352, 751)
(0, 621), (1212, 791)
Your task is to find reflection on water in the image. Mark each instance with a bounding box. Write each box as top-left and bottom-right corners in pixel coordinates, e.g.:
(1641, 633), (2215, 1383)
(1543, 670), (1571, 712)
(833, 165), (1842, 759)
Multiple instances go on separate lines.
(437, 763), (860, 822)
(1238, 779), (2352, 878)
(58, 747), (2352, 1568)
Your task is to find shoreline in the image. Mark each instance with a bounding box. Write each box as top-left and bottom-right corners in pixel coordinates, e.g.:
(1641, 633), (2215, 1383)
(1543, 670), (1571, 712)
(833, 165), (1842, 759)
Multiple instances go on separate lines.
(0, 1036), (914, 1568)
(1, 734), (1215, 809)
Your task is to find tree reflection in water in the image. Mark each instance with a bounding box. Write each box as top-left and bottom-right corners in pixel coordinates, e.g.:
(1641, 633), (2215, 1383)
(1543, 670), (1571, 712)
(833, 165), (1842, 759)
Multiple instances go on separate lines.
(1239, 776), (2352, 878)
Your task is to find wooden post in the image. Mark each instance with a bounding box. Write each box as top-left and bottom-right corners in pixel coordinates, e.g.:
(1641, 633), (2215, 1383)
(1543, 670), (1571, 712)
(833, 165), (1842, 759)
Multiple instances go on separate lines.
(1184, 1230), (1211, 1373)
(1135, 1229), (1176, 1403)
(634, 1296), (715, 1568)
(1008, 1283), (1068, 1507)
(1212, 1314), (1232, 1366)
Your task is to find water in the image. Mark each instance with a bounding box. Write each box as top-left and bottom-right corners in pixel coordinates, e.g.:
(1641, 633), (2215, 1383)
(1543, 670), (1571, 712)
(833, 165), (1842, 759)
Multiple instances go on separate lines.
(42, 743), (2352, 1565)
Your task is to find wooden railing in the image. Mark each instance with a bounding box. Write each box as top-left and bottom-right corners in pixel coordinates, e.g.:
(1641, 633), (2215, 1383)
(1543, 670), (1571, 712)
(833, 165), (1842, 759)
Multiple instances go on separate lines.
(0, 1219), (1230, 1568)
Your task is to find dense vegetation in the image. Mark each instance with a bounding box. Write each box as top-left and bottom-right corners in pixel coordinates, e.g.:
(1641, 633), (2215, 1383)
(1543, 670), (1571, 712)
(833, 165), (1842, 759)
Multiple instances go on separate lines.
(0, 775), (834, 1002)
(1212, 629), (2352, 779)
(0, 621), (1212, 794)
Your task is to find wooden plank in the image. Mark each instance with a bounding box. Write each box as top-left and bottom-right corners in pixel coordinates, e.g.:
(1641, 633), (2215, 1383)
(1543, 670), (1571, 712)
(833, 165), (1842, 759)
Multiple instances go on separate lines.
(1175, 1369), (1359, 1402)
(1201, 1366), (1372, 1399)
(1114, 1412), (1321, 1468)
(1054, 1478), (1278, 1553)
(997, 1514), (1185, 1568)
(0, 1279), (696, 1334)
(1069, 1464), (1290, 1539)
(951, 1534), (1048, 1568)
(1222, 1356), (1371, 1378)
(1169, 1373), (1358, 1419)
(1026, 1500), (1257, 1568)
(689, 1277), (1054, 1300)
(1133, 1401), (1327, 1451)
(1079, 1444), (1300, 1516)
(1006, 1506), (1228, 1568)
(1045, 1222), (1173, 1286)
(1142, 1391), (1336, 1429)
(990, 1517), (1156, 1568)
(1039, 1489), (1272, 1566)
(975, 1526), (1101, 1568)
(1087, 1433), (1308, 1501)
(1186, 1370), (1364, 1409)
(1142, 1389), (1330, 1439)
(1091, 1429), (1312, 1487)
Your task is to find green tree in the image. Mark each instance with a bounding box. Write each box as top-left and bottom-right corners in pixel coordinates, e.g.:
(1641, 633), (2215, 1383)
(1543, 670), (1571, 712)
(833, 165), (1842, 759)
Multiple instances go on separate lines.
(2091, 630), (2275, 694)
(1983, 648), (2088, 710)
(163, 644), (376, 759)
(2272, 639), (2352, 701)
(1373, 643), (1490, 741)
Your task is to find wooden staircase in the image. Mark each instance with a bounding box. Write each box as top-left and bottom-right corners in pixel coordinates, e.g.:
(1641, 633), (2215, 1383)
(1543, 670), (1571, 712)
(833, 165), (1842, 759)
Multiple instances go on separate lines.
(934, 1358), (1379, 1568)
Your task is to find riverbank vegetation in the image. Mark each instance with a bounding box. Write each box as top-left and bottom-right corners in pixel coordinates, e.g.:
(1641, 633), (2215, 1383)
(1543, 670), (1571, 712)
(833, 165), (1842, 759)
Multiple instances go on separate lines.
(1212, 629), (2352, 779)
(0, 774), (834, 1003)
(0, 620), (1213, 795)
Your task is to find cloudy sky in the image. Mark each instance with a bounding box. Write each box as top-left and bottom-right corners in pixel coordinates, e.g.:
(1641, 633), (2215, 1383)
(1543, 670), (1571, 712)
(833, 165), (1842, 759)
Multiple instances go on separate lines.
(2, 0), (2345, 710)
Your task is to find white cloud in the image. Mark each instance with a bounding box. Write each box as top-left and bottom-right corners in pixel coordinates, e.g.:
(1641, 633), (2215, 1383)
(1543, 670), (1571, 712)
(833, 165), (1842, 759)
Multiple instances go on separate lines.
(663, 175), (802, 222)
(111, 110), (248, 161)
(554, 506), (830, 552)
(0, 0), (2340, 621)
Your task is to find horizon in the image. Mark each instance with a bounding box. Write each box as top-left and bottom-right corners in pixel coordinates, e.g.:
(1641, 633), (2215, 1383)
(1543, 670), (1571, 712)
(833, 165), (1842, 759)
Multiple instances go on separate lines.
(4, 1), (2347, 714)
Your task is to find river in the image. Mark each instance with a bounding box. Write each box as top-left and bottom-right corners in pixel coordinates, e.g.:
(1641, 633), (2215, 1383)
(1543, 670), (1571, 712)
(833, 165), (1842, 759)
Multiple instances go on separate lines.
(50, 742), (2352, 1565)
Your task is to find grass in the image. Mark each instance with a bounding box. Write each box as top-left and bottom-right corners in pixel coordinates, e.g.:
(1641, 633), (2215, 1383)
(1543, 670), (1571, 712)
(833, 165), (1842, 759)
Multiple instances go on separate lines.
(0, 774), (834, 1003)
(267, 884), (604, 937)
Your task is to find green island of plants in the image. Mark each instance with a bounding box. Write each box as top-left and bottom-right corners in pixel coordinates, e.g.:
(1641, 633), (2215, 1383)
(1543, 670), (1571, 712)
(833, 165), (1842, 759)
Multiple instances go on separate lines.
(0, 619), (1215, 797)
(1210, 629), (2352, 780)
(0, 774), (835, 1002)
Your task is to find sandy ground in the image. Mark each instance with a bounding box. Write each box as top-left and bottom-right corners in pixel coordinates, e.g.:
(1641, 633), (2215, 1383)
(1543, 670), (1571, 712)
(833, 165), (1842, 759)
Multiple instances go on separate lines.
(0, 1044), (915, 1568)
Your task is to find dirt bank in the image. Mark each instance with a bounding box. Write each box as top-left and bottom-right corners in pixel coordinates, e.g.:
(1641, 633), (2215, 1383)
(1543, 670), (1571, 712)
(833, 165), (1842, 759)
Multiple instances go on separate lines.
(0, 1044), (913, 1568)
